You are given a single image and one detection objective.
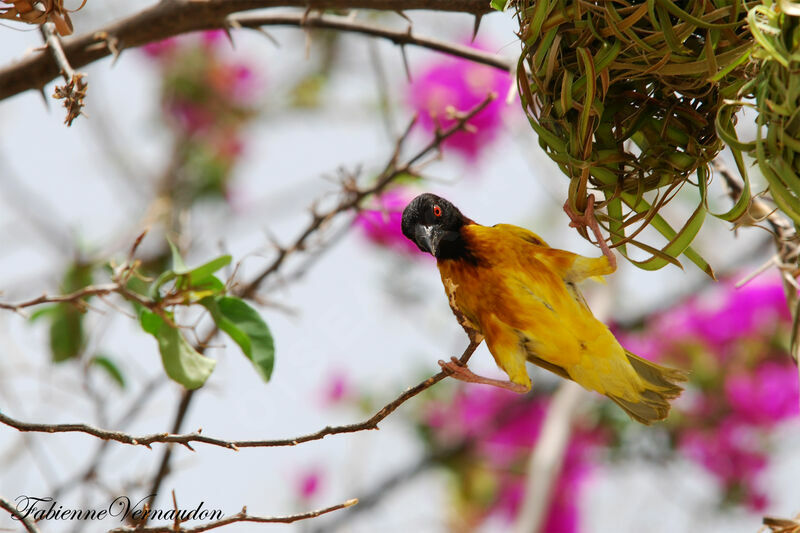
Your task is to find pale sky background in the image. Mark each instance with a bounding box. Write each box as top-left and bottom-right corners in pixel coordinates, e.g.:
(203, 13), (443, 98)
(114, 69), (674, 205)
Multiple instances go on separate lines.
(0, 2), (798, 532)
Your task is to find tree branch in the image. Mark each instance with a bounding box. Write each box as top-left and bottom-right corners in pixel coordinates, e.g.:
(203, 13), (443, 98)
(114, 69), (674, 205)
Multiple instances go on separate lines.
(0, 496), (41, 533)
(0, 339), (480, 450)
(0, 0), (494, 101)
(229, 12), (511, 72)
(109, 498), (358, 533)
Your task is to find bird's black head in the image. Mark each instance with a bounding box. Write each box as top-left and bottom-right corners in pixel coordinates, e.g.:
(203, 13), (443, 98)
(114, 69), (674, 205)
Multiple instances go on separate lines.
(401, 193), (471, 261)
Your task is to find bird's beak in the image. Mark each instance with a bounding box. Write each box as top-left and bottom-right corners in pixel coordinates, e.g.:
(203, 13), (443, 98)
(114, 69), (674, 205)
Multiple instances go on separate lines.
(415, 225), (440, 257)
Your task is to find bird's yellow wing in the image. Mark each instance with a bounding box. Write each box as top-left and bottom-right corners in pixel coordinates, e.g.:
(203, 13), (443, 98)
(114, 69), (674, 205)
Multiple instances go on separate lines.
(491, 223), (614, 283)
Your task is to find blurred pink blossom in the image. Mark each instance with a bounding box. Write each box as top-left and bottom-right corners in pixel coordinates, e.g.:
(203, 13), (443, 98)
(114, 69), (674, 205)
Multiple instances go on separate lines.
(296, 468), (323, 501)
(652, 280), (791, 355)
(679, 417), (768, 510)
(165, 101), (215, 134)
(321, 371), (351, 405)
(426, 386), (598, 529)
(354, 189), (421, 256)
(142, 37), (178, 59)
(207, 62), (260, 104)
(202, 29), (226, 47)
(408, 40), (512, 161)
(725, 361), (799, 425)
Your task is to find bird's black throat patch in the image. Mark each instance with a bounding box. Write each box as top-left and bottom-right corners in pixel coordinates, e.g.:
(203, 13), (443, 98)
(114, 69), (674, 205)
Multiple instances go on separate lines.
(436, 226), (481, 265)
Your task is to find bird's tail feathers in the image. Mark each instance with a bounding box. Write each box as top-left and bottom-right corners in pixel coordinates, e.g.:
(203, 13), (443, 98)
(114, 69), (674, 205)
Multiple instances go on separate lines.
(608, 351), (688, 426)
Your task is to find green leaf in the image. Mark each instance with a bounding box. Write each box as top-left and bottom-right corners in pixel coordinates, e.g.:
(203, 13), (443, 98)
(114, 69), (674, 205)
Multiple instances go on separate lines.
(183, 255), (231, 286)
(139, 308), (163, 335)
(149, 270), (177, 301)
(29, 306), (57, 322)
(151, 244), (230, 300)
(50, 305), (84, 362)
(202, 296), (275, 382)
(91, 354), (126, 389)
(168, 239), (190, 274)
(490, 0), (508, 11)
(48, 263), (94, 362)
(139, 309), (216, 389)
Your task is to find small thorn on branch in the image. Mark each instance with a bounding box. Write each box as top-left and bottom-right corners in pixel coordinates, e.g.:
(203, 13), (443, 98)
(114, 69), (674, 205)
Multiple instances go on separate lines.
(472, 13), (483, 42)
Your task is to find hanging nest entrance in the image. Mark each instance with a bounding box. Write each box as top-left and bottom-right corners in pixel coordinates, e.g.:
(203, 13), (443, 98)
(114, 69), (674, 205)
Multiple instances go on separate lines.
(514, 0), (755, 275)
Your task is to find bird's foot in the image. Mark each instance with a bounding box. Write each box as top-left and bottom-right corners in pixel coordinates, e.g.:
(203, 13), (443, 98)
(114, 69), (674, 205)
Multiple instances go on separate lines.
(438, 357), (529, 394)
(563, 194), (617, 270)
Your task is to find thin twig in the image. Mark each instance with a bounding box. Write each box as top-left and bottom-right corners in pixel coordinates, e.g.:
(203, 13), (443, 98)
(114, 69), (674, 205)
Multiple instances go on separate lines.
(0, 496), (40, 533)
(109, 498), (358, 533)
(0, 0), (495, 101)
(230, 12), (511, 72)
(0, 340), (480, 450)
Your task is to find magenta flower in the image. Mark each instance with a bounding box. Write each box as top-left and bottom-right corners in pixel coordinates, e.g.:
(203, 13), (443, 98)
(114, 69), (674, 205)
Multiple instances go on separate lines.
(207, 61), (260, 105)
(321, 371), (351, 406)
(165, 101), (215, 135)
(679, 417), (769, 510)
(425, 385), (598, 528)
(296, 468), (323, 501)
(650, 279), (791, 355)
(201, 29), (226, 47)
(354, 189), (421, 256)
(408, 40), (512, 161)
(142, 37), (178, 59)
(725, 361), (799, 425)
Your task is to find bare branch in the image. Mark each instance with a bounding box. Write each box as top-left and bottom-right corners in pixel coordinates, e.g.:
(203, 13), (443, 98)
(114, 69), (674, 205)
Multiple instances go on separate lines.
(109, 498), (358, 533)
(0, 496), (41, 533)
(0, 0), (494, 101)
(0, 340), (479, 450)
(230, 12), (511, 71)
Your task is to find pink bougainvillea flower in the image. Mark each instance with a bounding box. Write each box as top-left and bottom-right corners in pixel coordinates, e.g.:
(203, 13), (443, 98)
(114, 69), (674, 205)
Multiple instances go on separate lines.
(142, 37), (178, 59)
(408, 40), (512, 161)
(425, 385), (598, 528)
(679, 417), (768, 510)
(354, 189), (421, 256)
(321, 371), (351, 406)
(165, 101), (215, 135)
(207, 62), (260, 104)
(725, 361), (799, 425)
(296, 468), (323, 501)
(650, 279), (791, 355)
(201, 29), (226, 47)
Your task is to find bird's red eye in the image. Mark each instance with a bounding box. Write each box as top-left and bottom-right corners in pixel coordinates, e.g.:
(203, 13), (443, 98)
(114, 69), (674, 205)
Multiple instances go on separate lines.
(433, 205), (442, 217)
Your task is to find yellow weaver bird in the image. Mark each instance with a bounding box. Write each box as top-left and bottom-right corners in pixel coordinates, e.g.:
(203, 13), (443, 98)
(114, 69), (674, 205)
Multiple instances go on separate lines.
(400, 193), (687, 425)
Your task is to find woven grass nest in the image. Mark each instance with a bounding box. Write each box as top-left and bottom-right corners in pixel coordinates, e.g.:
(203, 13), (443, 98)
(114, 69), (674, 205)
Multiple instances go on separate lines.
(514, 0), (756, 275)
